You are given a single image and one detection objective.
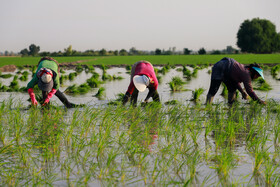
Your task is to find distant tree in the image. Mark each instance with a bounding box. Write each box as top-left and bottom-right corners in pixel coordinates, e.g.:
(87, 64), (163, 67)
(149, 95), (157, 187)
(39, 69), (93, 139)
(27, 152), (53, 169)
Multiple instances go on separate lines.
(226, 46), (235, 54)
(163, 50), (172, 55)
(183, 48), (191, 55)
(198, 48), (206, 55)
(119, 49), (128, 56)
(39, 51), (51, 57)
(72, 50), (80, 56)
(113, 50), (119, 56)
(155, 48), (162, 55)
(28, 44), (40, 56)
(129, 47), (139, 55)
(84, 50), (95, 56)
(20, 48), (29, 56)
(237, 18), (280, 53)
(172, 47), (176, 54)
(99, 48), (107, 56)
(64, 45), (73, 56)
(4, 51), (9, 56)
(211, 50), (221, 55)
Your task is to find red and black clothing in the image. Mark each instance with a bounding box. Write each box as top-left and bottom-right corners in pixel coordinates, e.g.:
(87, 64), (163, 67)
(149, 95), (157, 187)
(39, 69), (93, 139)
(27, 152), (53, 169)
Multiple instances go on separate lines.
(123, 61), (160, 105)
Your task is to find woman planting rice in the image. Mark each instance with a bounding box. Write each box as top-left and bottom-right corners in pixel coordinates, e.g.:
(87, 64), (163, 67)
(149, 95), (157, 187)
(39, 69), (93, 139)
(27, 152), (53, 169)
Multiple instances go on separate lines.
(123, 60), (160, 105)
(27, 57), (78, 108)
(206, 57), (266, 105)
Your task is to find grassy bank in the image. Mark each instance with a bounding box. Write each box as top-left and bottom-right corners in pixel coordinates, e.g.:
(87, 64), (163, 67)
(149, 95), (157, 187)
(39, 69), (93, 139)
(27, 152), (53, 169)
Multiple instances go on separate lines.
(1, 54), (280, 67)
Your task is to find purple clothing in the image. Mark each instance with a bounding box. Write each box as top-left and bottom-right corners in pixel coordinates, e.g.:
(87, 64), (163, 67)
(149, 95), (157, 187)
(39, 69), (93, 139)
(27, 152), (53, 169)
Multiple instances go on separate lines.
(211, 58), (259, 101)
(230, 61), (259, 101)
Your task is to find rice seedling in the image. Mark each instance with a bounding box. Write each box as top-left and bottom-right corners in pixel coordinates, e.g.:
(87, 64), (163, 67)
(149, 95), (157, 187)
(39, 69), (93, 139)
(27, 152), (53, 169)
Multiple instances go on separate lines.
(64, 83), (91, 94)
(75, 64), (84, 73)
(8, 75), (19, 91)
(87, 75), (101, 88)
(68, 72), (78, 81)
(183, 66), (192, 80)
(100, 64), (109, 72)
(253, 78), (272, 91)
(85, 65), (95, 73)
(156, 75), (162, 84)
(191, 88), (205, 103)
(112, 75), (124, 80)
(164, 100), (179, 105)
(102, 71), (111, 81)
(176, 67), (183, 72)
(95, 87), (105, 99)
(59, 74), (69, 85)
(31, 65), (37, 76)
(107, 93), (125, 105)
(168, 76), (187, 92)
(19, 71), (29, 81)
(191, 66), (199, 78)
(270, 64), (280, 79)
(60, 68), (66, 73)
(0, 72), (13, 79)
(0, 83), (8, 92)
(125, 65), (131, 71)
(158, 64), (171, 75)
(153, 67), (159, 75)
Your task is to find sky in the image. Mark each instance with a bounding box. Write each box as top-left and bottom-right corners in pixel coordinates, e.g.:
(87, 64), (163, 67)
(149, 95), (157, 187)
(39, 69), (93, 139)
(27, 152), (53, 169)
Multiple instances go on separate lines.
(0, 0), (280, 53)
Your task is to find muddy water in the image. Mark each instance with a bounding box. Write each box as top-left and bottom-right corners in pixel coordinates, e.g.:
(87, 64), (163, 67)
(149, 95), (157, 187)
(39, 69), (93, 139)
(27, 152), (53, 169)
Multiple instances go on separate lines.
(0, 66), (279, 106)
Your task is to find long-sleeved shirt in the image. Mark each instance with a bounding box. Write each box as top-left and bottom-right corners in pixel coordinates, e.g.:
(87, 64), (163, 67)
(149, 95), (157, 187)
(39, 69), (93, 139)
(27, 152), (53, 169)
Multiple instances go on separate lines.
(27, 60), (60, 90)
(212, 57), (259, 101)
(230, 60), (259, 101)
(126, 61), (158, 99)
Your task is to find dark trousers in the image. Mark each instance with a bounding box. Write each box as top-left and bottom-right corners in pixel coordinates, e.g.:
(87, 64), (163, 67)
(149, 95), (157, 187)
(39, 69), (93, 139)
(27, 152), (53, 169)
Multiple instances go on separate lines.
(42, 89), (72, 107)
(130, 89), (160, 105)
(207, 79), (238, 104)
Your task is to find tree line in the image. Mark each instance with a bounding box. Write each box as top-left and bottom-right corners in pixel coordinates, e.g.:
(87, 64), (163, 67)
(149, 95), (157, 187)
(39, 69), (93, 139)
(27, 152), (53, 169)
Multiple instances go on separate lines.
(1, 45), (238, 57)
(1, 18), (279, 57)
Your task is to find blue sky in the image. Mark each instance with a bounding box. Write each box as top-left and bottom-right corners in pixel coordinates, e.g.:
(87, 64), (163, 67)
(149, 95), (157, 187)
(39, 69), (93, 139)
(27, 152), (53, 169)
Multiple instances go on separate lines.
(1, 0), (279, 52)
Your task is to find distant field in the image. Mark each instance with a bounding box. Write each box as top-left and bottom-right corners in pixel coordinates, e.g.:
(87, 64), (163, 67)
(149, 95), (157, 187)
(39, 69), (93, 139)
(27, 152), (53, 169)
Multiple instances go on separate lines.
(0, 54), (280, 67)
(0, 56), (96, 67)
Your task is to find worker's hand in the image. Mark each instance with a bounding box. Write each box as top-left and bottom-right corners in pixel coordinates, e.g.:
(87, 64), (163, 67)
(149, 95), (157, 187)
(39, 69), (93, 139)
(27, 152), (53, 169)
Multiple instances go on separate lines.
(259, 100), (266, 105)
(42, 98), (50, 106)
(242, 92), (248, 100)
(28, 88), (38, 106)
(42, 88), (57, 106)
(32, 99), (38, 106)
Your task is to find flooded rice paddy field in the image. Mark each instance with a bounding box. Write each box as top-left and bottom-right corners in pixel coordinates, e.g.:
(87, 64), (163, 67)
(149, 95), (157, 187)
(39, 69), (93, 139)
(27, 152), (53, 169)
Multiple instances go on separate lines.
(1, 65), (280, 106)
(0, 65), (280, 186)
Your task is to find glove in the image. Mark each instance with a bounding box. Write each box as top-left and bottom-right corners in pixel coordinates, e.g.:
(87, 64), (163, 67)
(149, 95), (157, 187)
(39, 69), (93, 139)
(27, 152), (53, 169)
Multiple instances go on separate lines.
(42, 88), (57, 106)
(122, 92), (131, 105)
(28, 88), (38, 106)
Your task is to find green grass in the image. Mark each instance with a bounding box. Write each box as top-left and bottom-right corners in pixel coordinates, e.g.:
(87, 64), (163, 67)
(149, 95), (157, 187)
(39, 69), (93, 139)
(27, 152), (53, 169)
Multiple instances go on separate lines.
(0, 56), (97, 67)
(1, 54), (280, 67)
